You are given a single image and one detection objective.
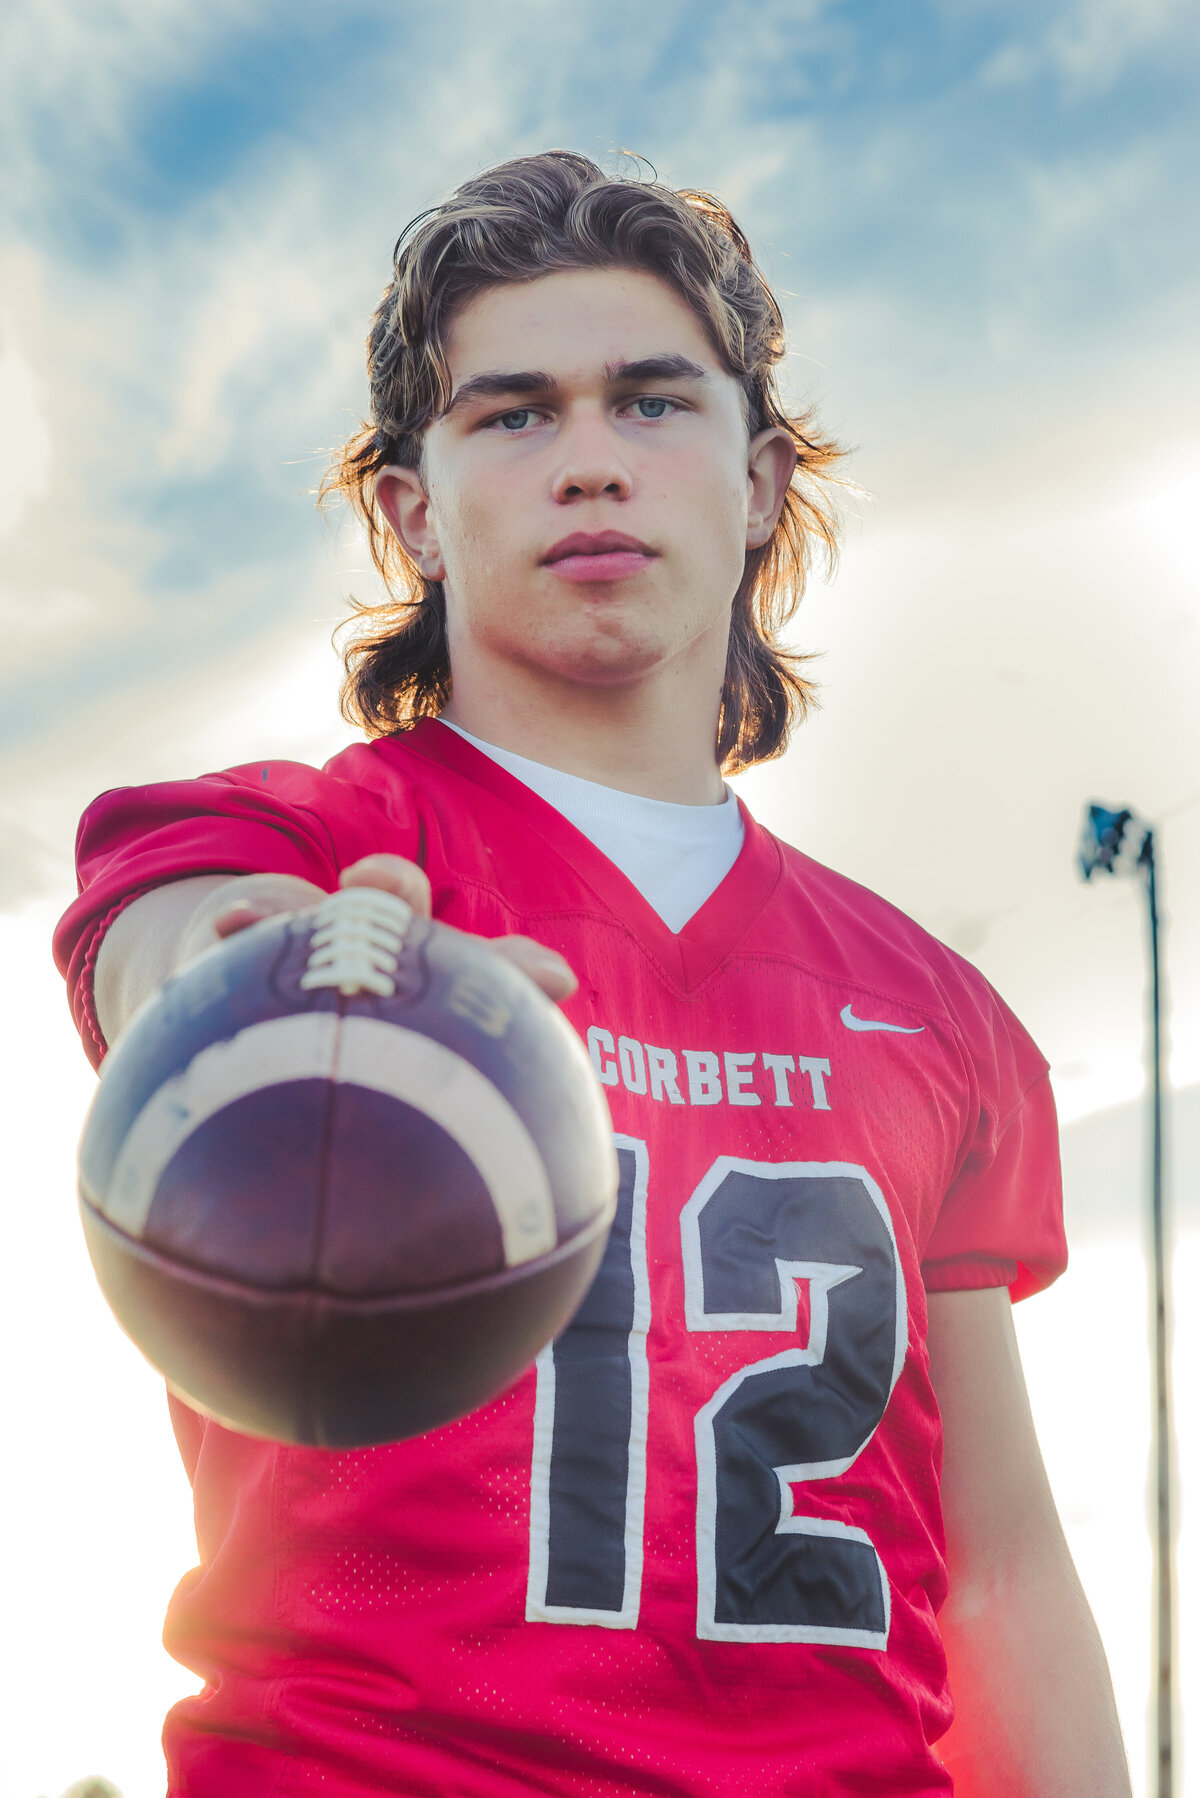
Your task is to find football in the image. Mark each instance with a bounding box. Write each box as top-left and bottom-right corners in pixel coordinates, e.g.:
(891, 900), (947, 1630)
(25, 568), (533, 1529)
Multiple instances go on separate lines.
(77, 886), (618, 1448)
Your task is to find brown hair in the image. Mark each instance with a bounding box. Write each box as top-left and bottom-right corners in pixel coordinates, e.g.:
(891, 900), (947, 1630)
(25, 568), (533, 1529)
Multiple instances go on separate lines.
(322, 149), (846, 772)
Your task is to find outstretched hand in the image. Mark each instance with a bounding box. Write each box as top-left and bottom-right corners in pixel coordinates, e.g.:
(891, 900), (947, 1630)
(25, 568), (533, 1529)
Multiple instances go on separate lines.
(212, 853), (578, 1005)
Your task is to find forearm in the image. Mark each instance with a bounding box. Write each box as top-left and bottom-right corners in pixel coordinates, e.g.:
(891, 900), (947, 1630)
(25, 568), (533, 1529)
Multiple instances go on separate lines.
(936, 1542), (1131, 1797)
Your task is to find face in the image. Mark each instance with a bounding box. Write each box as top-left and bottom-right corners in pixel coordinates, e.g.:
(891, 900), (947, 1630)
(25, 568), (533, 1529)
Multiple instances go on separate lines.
(375, 267), (795, 699)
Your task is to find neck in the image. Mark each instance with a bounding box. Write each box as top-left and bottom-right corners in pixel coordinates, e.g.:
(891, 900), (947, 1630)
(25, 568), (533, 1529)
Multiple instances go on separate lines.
(441, 654), (726, 806)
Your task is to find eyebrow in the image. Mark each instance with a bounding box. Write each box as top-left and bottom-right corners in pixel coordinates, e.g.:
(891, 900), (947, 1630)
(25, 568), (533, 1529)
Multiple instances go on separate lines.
(442, 354), (710, 417)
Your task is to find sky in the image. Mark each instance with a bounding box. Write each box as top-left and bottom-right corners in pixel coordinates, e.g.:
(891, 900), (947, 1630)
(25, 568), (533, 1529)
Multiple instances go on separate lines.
(1, 1), (1198, 1794)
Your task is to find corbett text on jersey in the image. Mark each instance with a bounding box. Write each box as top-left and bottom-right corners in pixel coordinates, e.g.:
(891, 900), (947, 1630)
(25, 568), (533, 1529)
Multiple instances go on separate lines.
(586, 1027), (832, 1109)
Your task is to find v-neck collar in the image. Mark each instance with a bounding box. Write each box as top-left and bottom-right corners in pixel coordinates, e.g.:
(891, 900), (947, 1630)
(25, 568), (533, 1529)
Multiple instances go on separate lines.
(383, 718), (784, 993)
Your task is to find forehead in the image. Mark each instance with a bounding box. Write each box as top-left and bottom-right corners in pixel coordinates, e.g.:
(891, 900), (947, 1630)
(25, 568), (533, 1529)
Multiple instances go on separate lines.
(442, 267), (729, 385)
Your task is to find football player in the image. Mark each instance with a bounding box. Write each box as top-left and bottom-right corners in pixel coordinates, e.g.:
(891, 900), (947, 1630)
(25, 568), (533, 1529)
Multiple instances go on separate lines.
(55, 151), (1131, 1795)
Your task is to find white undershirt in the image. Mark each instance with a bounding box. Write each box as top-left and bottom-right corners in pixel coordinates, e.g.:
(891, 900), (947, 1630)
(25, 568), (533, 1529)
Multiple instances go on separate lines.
(441, 721), (745, 933)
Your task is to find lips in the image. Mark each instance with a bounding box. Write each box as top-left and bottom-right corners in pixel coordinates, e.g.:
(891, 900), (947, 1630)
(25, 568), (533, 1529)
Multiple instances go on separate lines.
(542, 531), (656, 564)
(541, 531), (657, 583)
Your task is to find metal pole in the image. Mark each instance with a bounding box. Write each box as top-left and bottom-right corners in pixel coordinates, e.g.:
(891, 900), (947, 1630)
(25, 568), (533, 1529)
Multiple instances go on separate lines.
(1079, 804), (1177, 1796)
(1141, 828), (1175, 1798)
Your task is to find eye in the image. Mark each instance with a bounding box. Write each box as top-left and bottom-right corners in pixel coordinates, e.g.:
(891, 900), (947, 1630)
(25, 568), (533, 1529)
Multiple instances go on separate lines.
(494, 408), (537, 432)
(627, 396), (676, 420)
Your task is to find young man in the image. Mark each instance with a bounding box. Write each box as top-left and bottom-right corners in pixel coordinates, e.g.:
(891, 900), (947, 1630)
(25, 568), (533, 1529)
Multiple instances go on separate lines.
(55, 152), (1131, 1795)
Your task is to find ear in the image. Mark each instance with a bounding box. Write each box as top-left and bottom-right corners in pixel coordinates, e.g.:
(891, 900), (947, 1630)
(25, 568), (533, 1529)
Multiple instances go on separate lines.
(745, 428), (799, 550)
(374, 465), (447, 581)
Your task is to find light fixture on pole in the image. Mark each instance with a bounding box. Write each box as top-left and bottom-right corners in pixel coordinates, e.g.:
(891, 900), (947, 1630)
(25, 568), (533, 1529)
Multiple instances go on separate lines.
(1078, 802), (1174, 1798)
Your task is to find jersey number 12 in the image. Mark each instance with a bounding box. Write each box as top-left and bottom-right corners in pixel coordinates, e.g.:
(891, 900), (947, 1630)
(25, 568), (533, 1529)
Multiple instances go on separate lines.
(526, 1137), (907, 1647)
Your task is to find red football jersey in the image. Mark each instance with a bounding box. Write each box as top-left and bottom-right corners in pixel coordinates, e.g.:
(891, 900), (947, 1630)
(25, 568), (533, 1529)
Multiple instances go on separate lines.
(55, 719), (1066, 1797)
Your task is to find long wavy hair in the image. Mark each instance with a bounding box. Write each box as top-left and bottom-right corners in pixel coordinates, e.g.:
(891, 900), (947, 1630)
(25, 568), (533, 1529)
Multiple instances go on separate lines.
(322, 150), (846, 772)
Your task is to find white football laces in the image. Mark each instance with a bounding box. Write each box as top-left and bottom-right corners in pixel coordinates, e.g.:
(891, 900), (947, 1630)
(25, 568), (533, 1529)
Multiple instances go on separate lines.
(298, 887), (415, 998)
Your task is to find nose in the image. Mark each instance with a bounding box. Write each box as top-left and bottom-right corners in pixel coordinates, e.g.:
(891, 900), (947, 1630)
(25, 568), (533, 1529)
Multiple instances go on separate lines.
(550, 407), (633, 504)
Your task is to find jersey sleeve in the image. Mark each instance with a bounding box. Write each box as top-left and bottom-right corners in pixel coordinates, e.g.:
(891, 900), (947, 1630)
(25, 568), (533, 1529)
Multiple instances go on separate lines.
(921, 977), (1067, 1303)
(52, 758), (410, 1068)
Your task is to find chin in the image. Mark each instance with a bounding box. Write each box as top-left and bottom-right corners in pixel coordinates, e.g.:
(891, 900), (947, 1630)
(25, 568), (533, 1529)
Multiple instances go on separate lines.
(535, 632), (669, 688)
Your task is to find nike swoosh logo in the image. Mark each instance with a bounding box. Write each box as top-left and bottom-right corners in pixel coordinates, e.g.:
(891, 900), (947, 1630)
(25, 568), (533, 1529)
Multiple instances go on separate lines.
(840, 1003), (925, 1035)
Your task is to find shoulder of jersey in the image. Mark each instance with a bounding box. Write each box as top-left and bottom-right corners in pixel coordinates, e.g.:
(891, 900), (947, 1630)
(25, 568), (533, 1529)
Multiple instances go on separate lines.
(215, 749), (403, 837)
(768, 835), (1003, 1028)
(323, 729), (458, 803)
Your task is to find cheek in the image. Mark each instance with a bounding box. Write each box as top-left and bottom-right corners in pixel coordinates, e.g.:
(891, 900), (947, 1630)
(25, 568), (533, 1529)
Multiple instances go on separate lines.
(670, 454), (749, 571)
(664, 430), (746, 512)
(432, 475), (518, 584)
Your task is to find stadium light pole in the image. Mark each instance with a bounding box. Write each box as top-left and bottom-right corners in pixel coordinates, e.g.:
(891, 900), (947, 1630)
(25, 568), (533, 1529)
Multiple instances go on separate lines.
(1078, 803), (1175, 1798)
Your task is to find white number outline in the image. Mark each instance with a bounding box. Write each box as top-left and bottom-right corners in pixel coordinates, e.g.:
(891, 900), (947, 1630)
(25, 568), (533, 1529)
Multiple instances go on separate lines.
(526, 1134), (651, 1627)
(681, 1157), (907, 1647)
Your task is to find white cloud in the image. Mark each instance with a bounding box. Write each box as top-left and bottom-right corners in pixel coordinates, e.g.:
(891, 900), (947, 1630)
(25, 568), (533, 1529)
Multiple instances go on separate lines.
(1046, 0), (1192, 94)
(0, 324), (52, 537)
(980, 0), (1195, 94)
(0, 0), (276, 191)
(1133, 445), (1200, 590)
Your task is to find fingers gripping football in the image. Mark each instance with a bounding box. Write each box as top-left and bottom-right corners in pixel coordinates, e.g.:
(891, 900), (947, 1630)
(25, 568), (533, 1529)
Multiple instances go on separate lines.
(211, 853), (577, 1004)
(487, 935), (577, 1003)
